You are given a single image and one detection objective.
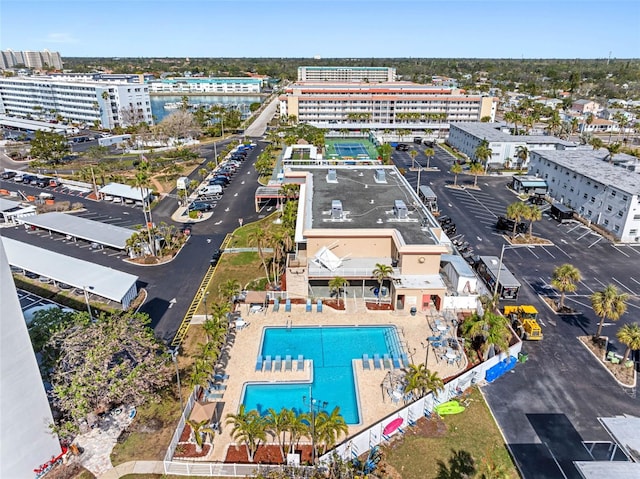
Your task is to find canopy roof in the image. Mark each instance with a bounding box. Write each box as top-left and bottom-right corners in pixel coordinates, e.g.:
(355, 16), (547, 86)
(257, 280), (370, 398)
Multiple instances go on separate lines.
(313, 246), (343, 272)
(189, 401), (217, 423)
(1, 237), (138, 305)
(99, 183), (152, 201)
(19, 212), (134, 249)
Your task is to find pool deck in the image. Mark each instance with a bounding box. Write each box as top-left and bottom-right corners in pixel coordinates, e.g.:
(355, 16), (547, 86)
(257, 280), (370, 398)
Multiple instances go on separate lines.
(200, 303), (468, 462)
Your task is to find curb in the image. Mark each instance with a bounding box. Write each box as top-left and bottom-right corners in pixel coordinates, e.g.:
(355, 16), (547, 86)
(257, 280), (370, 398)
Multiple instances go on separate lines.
(577, 336), (636, 388)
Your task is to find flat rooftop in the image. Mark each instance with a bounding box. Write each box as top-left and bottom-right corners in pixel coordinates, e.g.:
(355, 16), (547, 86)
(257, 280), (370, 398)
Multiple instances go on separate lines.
(300, 166), (440, 245)
(531, 149), (640, 196)
(452, 122), (575, 146)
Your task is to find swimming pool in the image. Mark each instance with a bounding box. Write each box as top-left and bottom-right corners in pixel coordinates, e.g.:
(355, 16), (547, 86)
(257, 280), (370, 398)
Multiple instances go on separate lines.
(242, 326), (401, 424)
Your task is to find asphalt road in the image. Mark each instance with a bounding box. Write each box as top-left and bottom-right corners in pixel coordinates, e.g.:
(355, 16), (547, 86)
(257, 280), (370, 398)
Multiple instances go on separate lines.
(1, 139), (270, 342)
(392, 144), (640, 478)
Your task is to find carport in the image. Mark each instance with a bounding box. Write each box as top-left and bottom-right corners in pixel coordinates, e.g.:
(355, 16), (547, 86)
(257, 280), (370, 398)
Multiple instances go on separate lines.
(254, 186), (285, 212)
(99, 183), (152, 203)
(2, 237), (139, 309)
(511, 176), (548, 194)
(0, 197), (36, 224)
(17, 212), (134, 250)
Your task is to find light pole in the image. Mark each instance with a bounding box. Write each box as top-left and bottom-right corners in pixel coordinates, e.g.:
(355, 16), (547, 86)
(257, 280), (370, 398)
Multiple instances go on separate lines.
(416, 164), (423, 196)
(83, 285), (94, 318)
(202, 289), (210, 322)
(493, 244), (534, 300)
(171, 347), (184, 413)
(302, 388), (328, 465)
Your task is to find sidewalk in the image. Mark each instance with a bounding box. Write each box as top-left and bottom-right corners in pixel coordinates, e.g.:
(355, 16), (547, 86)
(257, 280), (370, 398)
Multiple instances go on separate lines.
(170, 205), (212, 223)
(98, 461), (164, 479)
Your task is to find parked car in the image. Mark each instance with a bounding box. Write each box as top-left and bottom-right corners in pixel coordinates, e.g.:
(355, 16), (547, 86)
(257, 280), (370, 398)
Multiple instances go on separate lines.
(395, 143), (410, 151)
(36, 177), (51, 188)
(49, 178), (61, 188)
(210, 249), (222, 265)
(22, 174), (37, 184)
(188, 202), (213, 212)
(1, 171), (16, 179)
(212, 175), (230, 184)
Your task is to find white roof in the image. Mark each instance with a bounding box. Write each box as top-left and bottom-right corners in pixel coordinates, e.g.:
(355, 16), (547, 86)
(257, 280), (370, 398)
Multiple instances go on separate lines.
(19, 212), (134, 249)
(99, 182), (152, 201)
(1, 237), (138, 304)
(313, 246), (343, 271)
(0, 197), (23, 212)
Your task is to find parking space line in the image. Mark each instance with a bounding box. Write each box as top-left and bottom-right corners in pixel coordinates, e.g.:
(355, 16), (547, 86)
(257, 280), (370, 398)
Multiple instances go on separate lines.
(611, 277), (637, 295)
(576, 230), (591, 240)
(630, 277), (640, 287)
(540, 246), (556, 258)
(592, 277), (608, 288)
(588, 237), (603, 248)
(612, 246), (630, 257)
(579, 280), (595, 293)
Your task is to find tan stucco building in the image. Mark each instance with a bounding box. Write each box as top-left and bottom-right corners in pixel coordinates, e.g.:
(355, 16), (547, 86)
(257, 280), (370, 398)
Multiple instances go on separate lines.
(284, 166), (450, 311)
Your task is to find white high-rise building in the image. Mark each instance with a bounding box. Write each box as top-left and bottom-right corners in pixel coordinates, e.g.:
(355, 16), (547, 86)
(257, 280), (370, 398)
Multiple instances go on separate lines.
(0, 76), (154, 128)
(0, 241), (61, 478)
(0, 49), (63, 70)
(297, 66), (396, 82)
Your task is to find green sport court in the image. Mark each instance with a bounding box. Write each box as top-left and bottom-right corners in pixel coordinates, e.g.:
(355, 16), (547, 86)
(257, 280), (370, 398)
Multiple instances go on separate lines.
(325, 138), (380, 163)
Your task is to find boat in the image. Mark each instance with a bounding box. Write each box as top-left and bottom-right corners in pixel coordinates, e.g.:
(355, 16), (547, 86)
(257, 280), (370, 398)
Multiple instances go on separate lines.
(433, 400), (465, 416)
(163, 102), (181, 110)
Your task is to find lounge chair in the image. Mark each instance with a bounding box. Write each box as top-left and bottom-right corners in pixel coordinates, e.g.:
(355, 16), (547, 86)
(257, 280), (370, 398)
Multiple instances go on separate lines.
(213, 373), (229, 381)
(274, 355), (282, 371)
(400, 353), (409, 367)
(255, 356), (263, 372)
(383, 354), (392, 370)
(373, 354), (382, 370)
(362, 354), (371, 370)
(305, 299), (312, 312)
(285, 299), (291, 312)
(297, 354), (304, 371)
(206, 392), (224, 400)
(285, 355), (292, 371)
(316, 299), (323, 312)
(391, 353), (401, 369)
(209, 384), (227, 391)
(264, 355), (272, 372)
(273, 298), (280, 312)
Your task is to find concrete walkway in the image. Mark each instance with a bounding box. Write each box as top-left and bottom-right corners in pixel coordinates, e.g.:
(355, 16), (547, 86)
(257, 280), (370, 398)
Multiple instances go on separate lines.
(98, 460), (164, 479)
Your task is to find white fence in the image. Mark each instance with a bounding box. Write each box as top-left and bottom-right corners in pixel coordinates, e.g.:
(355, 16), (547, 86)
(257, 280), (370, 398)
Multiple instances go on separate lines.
(163, 342), (523, 476)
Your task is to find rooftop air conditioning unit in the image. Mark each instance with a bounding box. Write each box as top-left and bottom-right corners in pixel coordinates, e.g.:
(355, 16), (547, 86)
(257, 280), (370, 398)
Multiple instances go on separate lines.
(374, 169), (387, 183)
(327, 169), (337, 183)
(394, 200), (408, 219)
(331, 200), (343, 219)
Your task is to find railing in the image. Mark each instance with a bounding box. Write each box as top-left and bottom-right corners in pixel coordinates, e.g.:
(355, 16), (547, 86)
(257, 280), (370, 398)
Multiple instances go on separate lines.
(164, 385), (201, 463)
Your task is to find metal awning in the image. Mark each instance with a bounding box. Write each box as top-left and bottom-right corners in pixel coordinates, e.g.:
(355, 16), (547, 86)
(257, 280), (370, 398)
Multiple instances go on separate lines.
(99, 183), (152, 201)
(18, 212), (135, 250)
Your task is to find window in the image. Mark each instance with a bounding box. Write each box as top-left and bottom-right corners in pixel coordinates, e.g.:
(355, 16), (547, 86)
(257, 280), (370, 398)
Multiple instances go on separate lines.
(634, 214), (640, 220)
(590, 196), (595, 203)
(614, 225), (620, 232)
(584, 193), (588, 199)
(604, 219), (609, 226)
(611, 191), (616, 197)
(618, 211), (624, 217)
(607, 205), (612, 211)
(588, 210), (593, 216)
(630, 229), (638, 235)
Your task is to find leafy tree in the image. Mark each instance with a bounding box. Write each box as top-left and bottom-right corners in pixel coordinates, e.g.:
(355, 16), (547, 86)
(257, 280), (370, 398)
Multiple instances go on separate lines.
(450, 162), (463, 187)
(30, 130), (70, 164)
(328, 276), (349, 306)
(156, 109), (201, 141)
(377, 143), (393, 164)
(219, 279), (241, 304)
(591, 285), (629, 339)
(226, 405), (267, 462)
(616, 323), (640, 364)
(48, 311), (171, 429)
(551, 264), (581, 310)
(460, 309), (512, 358)
(28, 307), (78, 363)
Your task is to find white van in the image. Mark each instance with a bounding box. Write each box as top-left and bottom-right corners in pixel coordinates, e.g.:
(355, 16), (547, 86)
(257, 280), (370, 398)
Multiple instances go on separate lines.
(198, 184), (223, 197)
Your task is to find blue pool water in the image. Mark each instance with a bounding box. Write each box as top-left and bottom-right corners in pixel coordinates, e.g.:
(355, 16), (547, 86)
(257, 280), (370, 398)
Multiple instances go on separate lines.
(242, 326), (400, 424)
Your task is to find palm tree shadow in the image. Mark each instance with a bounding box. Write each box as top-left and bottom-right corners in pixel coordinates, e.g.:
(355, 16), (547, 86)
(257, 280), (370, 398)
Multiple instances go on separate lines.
(435, 449), (476, 479)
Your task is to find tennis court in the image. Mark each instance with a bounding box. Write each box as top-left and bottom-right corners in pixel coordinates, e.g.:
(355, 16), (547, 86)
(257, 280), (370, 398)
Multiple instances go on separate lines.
(334, 143), (370, 157)
(325, 139), (379, 163)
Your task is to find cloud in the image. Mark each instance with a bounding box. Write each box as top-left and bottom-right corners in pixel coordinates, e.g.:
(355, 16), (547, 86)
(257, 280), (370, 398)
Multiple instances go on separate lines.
(45, 32), (77, 44)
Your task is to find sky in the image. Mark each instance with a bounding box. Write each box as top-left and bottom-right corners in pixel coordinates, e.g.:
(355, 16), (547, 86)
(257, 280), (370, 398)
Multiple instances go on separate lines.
(1, 0), (639, 59)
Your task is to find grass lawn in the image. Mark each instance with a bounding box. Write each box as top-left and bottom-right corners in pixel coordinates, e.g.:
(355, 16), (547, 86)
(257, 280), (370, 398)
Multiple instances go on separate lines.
(382, 388), (518, 479)
(224, 211), (282, 248)
(440, 143), (466, 161)
(110, 390), (182, 466)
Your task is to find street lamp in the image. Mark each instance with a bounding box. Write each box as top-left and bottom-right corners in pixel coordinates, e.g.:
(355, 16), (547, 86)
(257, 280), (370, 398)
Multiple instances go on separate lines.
(202, 289), (210, 322)
(416, 164), (423, 196)
(82, 285), (94, 318)
(302, 388), (328, 465)
(493, 243), (534, 300)
(171, 347), (184, 413)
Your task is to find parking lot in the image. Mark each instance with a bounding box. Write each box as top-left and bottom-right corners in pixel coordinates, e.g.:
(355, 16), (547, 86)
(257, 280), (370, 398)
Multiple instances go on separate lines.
(405, 146), (640, 479)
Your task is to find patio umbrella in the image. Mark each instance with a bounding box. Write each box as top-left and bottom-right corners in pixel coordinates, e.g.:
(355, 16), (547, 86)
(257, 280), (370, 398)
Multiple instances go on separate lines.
(189, 401), (217, 423)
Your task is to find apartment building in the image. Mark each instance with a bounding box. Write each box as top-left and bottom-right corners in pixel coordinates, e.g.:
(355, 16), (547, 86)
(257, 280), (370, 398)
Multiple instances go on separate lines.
(448, 122), (577, 169)
(280, 81), (497, 135)
(147, 77), (262, 94)
(0, 76), (153, 129)
(283, 165), (456, 311)
(528, 149), (640, 243)
(0, 49), (63, 70)
(297, 66), (396, 82)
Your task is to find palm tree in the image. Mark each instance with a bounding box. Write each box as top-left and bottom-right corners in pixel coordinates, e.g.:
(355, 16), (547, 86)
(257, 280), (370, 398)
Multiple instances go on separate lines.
(202, 317), (227, 346)
(523, 204), (542, 238)
(129, 161), (155, 255)
(314, 407), (348, 456)
(189, 357), (212, 388)
(210, 302), (231, 324)
(551, 264), (581, 310)
(515, 145), (529, 168)
(423, 147), (435, 169)
(616, 323), (640, 364)
(474, 139), (492, 171)
(590, 137), (604, 150)
(372, 263), (393, 304)
(460, 310), (512, 358)
(328, 276), (349, 306)
(186, 419), (215, 453)
(226, 405), (267, 462)
(403, 363), (444, 397)
(265, 408), (290, 461)
(218, 279), (241, 304)
(469, 162), (484, 187)
(409, 149), (418, 168)
(283, 409), (306, 455)
(450, 162), (463, 187)
(605, 142), (621, 163)
(249, 227), (271, 286)
(591, 285), (629, 339)
(506, 201), (528, 238)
